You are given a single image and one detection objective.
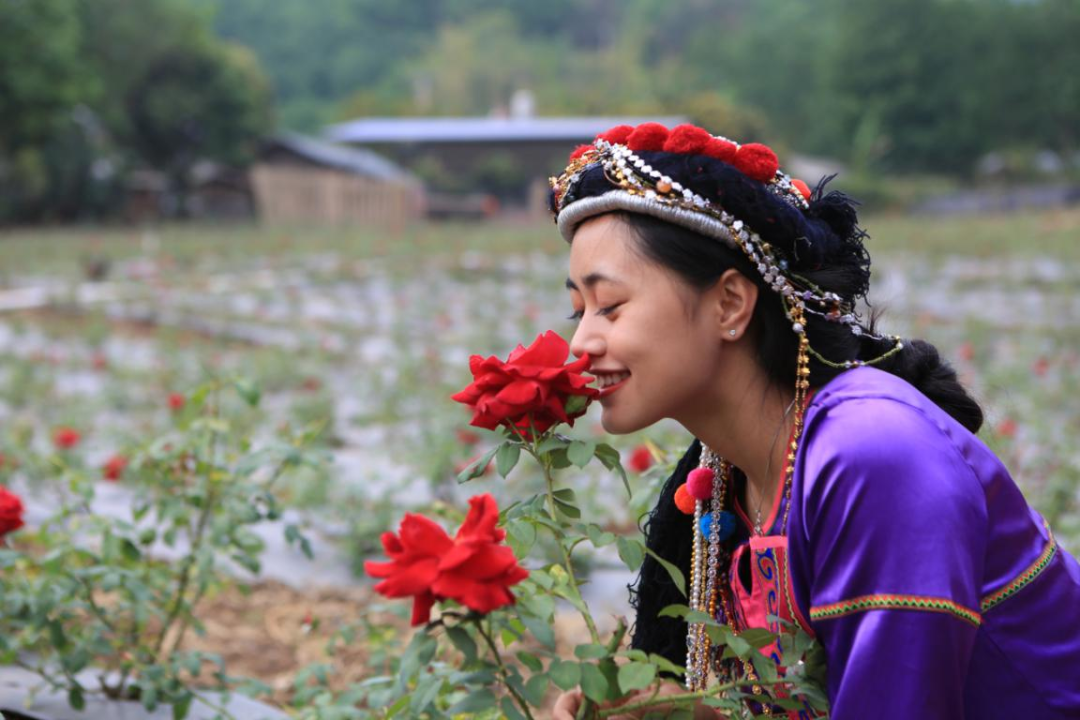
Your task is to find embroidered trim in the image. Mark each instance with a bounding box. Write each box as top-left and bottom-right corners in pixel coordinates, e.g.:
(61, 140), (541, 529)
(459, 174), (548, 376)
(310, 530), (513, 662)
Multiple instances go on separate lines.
(781, 540), (816, 637)
(981, 526), (1057, 613)
(810, 594), (982, 628)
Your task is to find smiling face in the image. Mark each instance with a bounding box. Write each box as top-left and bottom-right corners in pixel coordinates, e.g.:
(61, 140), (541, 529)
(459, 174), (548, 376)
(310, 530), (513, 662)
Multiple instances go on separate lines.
(566, 214), (728, 434)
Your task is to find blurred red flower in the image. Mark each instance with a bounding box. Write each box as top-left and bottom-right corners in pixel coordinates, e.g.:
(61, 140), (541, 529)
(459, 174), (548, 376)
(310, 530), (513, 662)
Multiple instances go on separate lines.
(364, 493), (528, 626)
(958, 341), (974, 362)
(455, 428), (482, 446)
(997, 418), (1018, 438)
(1033, 357), (1050, 377)
(628, 445), (654, 473)
(103, 454), (128, 482)
(168, 393), (186, 411)
(451, 331), (598, 438)
(53, 427), (81, 450)
(0, 487), (25, 538)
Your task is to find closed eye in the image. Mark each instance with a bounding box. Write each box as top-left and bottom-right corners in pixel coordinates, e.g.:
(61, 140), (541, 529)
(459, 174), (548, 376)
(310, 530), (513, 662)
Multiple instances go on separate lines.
(597, 303), (622, 316)
(567, 304), (621, 322)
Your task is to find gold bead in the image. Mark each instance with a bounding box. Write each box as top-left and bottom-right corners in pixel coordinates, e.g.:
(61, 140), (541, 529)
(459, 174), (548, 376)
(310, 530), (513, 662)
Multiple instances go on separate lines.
(656, 180), (672, 194)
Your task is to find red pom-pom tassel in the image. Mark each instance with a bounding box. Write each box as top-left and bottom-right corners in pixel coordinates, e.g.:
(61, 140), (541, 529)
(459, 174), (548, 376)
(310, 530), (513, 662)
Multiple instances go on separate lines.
(569, 144), (592, 161)
(674, 483), (696, 514)
(663, 124), (712, 155)
(686, 467), (715, 500)
(599, 124), (634, 145)
(702, 138), (738, 163)
(791, 179), (812, 200)
(626, 123), (670, 152)
(734, 143), (780, 182)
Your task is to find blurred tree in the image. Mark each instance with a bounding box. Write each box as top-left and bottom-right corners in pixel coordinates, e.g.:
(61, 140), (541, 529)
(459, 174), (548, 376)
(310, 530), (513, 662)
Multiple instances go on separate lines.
(78, 0), (213, 139)
(0, 0), (95, 221)
(126, 42), (272, 216)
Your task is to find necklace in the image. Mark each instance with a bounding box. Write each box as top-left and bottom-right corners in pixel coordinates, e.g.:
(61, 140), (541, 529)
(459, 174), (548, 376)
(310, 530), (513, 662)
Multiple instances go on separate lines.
(753, 398), (797, 535)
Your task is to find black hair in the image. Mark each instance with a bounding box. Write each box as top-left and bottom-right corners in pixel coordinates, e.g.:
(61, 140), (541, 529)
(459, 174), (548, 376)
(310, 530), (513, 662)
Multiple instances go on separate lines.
(561, 153), (985, 668)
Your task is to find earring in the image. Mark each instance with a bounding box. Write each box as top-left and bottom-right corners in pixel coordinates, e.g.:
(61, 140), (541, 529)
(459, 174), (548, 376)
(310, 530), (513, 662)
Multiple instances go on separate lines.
(728, 329), (737, 337)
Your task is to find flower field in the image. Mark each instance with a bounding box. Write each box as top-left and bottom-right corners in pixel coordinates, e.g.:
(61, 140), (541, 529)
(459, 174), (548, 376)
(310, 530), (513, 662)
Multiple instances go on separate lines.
(1, 208), (1078, 716)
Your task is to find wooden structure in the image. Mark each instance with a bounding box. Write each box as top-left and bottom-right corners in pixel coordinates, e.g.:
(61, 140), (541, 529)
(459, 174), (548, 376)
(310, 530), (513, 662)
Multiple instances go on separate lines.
(251, 134), (423, 226)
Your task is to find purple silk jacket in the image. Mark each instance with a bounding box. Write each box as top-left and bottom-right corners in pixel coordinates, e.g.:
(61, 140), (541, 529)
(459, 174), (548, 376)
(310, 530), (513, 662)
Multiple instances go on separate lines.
(738, 367), (1080, 719)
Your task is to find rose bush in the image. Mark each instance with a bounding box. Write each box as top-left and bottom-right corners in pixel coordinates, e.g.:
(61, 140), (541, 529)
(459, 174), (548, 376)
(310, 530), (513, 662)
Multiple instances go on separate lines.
(451, 331), (598, 436)
(349, 330), (829, 719)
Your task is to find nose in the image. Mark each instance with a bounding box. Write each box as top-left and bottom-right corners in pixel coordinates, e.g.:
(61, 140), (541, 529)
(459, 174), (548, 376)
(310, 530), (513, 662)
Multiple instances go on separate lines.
(569, 315), (606, 360)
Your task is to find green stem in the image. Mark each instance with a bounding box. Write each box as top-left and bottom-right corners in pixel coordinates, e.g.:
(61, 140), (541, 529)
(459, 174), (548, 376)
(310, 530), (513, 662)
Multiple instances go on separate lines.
(596, 677), (791, 718)
(535, 448), (600, 645)
(153, 391), (222, 665)
(475, 617), (537, 720)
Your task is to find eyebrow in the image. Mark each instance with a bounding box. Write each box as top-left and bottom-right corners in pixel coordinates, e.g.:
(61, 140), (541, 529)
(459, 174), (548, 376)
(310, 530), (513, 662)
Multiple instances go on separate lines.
(565, 272), (622, 291)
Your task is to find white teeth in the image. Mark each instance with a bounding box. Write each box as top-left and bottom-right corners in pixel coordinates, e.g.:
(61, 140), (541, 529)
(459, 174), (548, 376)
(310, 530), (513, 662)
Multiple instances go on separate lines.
(596, 372), (630, 389)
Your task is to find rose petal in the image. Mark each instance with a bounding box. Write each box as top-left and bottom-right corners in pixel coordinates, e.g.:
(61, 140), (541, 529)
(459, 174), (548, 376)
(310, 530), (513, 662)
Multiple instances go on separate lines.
(410, 590), (437, 626)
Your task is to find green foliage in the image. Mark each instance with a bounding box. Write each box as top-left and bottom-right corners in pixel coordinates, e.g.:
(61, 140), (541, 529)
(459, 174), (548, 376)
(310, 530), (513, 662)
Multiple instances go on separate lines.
(0, 375), (321, 717)
(207, 0), (1077, 176)
(0, 0), (273, 223)
(324, 415), (828, 718)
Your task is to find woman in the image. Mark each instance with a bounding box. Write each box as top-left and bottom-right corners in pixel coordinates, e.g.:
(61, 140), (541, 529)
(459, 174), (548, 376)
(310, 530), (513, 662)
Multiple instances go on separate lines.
(549, 123), (1080, 719)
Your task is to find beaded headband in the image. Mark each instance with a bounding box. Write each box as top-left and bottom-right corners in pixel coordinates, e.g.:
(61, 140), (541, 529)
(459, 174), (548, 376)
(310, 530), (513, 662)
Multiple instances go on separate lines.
(549, 122), (904, 370)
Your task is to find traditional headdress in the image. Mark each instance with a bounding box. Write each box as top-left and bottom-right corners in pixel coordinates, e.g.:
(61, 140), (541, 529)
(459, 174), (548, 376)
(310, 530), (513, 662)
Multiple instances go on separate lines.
(549, 123), (904, 695)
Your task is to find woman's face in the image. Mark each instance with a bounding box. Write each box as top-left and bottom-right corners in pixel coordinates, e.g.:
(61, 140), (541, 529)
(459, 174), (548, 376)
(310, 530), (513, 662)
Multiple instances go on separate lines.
(567, 214), (725, 434)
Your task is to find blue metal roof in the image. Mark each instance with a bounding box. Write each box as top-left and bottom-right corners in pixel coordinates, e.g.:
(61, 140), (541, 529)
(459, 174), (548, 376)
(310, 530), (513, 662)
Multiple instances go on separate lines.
(324, 116), (689, 144)
(268, 133), (416, 181)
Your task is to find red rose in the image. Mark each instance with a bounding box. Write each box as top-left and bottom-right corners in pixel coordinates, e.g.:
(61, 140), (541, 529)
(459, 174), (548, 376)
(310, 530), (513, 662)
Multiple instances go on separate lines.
(364, 493), (528, 626)
(628, 445), (654, 473)
(103, 454), (128, 482)
(168, 393), (186, 411)
(364, 511), (452, 625)
(0, 487), (25, 538)
(451, 331), (598, 437)
(432, 494), (529, 614)
(53, 427), (81, 450)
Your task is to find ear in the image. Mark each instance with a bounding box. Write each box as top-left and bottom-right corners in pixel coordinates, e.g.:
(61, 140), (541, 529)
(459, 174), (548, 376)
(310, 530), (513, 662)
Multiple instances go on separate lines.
(708, 269), (758, 339)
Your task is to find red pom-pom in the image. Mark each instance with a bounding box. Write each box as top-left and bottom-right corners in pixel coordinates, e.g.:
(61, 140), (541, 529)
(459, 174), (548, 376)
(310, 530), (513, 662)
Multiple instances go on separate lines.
(686, 467), (715, 500)
(734, 143), (780, 182)
(702, 138), (737, 163)
(598, 124), (634, 145)
(791, 179), (811, 200)
(663, 124), (712, 155)
(569, 144), (592, 161)
(674, 483), (696, 514)
(626, 123), (669, 152)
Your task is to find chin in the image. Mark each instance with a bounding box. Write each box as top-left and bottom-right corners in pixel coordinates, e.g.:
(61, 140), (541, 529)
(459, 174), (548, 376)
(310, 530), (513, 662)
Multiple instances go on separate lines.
(599, 407), (652, 435)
